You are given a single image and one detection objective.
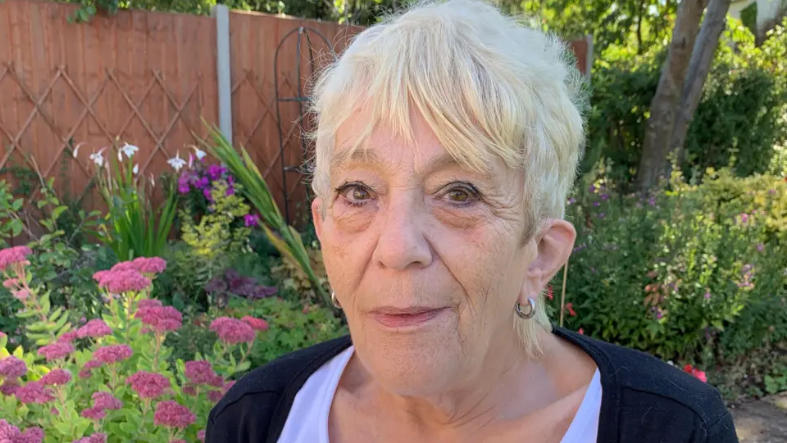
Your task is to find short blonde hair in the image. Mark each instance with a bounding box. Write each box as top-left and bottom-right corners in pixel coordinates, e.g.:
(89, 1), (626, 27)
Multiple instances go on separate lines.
(310, 0), (585, 353)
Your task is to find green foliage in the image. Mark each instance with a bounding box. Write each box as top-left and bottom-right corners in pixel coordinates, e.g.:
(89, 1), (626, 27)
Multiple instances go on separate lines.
(555, 168), (787, 398)
(589, 18), (787, 188)
(204, 128), (331, 307)
(223, 297), (347, 367)
(90, 144), (178, 262)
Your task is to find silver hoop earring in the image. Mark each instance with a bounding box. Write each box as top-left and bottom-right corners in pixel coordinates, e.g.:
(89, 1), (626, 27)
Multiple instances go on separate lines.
(515, 297), (536, 319)
(331, 291), (342, 310)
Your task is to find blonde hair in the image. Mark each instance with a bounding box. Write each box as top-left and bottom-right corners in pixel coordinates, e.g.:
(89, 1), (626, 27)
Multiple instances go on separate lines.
(310, 0), (585, 354)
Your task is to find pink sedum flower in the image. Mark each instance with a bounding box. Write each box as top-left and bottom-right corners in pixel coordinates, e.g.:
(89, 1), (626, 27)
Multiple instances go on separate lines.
(137, 299), (163, 311)
(2, 278), (19, 288)
(132, 257), (167, 274)
(153, 400), (196, 428)
(40, 369), (72, 386)
(78, 370), (92, 379)
(92, 392), (122, 410)
(15, 427), (44, 443)
(110, 261), (138, 272)
(182, 384), (197, 396)
(0, 246), (32, 272)
(0, 419), (20, 438)
(138, 306), (182, 333)
(15, 381), (53, 404)
(198, 430), (206, 442)
(80, 407), (106, 421)
(57, 331), (79, 343)
(37, 342), (74, 361)
(207, 389), (224, 402)
(12, 289), (30, 301)
(98, 270), (151, 293)
(209, 317), (256, 344)
(184, 361), (219, 385)
(92, 270), (113, 285)
(73, 433), (107, 443)
(0, 356), (27, 378)
(76, 320), (112, 339)
(0, 381), (19, 396)
(127, 371), (171, 399)
(241, 316), (268, 331)
(93, 345), (132, 364)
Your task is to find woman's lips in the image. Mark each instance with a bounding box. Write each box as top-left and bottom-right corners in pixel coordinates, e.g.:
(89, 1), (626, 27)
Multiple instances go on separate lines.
(368, 307), (449, 329)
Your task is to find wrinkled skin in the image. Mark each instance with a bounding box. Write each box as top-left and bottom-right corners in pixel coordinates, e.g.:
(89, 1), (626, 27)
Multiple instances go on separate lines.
(313, 110), (597, 442)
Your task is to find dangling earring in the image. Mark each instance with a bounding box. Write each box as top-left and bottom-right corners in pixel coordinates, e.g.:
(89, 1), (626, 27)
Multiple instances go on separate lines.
(331, 291), (342, 310)
(515, 297), (536, 319)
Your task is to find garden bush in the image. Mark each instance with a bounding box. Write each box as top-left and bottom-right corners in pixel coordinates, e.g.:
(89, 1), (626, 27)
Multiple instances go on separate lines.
(0, 250), (273, 443)
(553, 168), (787, 399)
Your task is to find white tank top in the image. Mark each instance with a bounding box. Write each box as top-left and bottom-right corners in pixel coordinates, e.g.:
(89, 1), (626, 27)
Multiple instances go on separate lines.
(278, 346), (602, 443)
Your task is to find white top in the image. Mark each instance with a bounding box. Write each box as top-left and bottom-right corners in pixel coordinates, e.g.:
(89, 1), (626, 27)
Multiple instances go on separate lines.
(278, 346), (602, 443)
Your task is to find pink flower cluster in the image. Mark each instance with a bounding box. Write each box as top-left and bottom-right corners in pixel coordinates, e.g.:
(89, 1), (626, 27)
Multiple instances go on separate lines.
(132, 257), (167, 274)
(1, 381), (19, 396)
(72, 433), (106, 443)
(0, 356), (27, 378)
(210, 317), (256, 344)
(0, 246), (31, 272)
(37, 342), (74, 361)
(153, 400), (196, 428)
(184, 360), (223, 387)
(683, 364), (708, 383)
(81, 391), (123, 421)
(94, 269), (151, 294)
(138, 306), (182, 333)
(57, 331), (79, 343)
(207, 380), (235, 402)
(14, 381), (54, 404)
(93, 345), (132, 364)
(40, 369), (72, 386)
(127, 371), (171, 399)
(2, 276), (30, 301)
(76, 319), (112, 339)
(0, 419), (44, 443)
(79, 359), (104, 379)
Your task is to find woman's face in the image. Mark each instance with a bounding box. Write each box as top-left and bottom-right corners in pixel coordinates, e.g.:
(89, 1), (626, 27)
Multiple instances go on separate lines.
(313, 111), (551, 396)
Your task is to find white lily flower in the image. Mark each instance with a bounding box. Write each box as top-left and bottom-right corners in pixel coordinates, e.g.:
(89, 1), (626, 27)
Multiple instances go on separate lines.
(118, 149), (123, 162)
(72, 142), (86, 158)
(167, 152), (186, 171)
(191, 145), (206, 161)
(89, 148), (106, 168)
(120, 143), (139, 159)
(133, 164), (139, 175)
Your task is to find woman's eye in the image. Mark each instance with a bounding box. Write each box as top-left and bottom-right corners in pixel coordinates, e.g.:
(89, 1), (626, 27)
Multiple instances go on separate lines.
(441, 184), (479, 205)
(337, 183), (374, 206)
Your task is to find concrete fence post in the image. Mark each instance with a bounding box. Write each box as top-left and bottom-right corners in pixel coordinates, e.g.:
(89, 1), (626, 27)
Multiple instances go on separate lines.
(212, 4), (233, 145)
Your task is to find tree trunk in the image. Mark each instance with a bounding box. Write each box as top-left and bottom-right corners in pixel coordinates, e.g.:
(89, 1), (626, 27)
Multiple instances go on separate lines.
(671, 0), (732, 168)
(636, 0), (708, 190)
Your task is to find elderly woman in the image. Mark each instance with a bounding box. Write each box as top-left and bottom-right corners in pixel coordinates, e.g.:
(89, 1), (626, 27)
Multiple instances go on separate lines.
(206, 1), (738, 442)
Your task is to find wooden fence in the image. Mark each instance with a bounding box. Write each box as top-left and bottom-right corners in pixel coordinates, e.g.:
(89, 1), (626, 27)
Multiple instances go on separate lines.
(0, 0), (590, 226)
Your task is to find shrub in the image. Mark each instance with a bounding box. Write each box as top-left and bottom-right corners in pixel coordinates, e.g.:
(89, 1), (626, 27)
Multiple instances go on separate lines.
(0, 252), (271, 442)
(554, 169), (787, 398)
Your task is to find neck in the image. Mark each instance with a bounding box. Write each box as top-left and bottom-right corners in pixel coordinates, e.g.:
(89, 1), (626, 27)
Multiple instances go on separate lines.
(363, 328), (560, 439)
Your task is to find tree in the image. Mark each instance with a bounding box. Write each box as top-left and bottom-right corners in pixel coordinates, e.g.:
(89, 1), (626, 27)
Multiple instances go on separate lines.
(671, 0), (733, 167)
(636, 0), (707, 190)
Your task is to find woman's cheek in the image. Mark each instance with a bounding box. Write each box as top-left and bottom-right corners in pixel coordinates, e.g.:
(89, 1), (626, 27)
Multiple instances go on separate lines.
(332, 201), (376, 233)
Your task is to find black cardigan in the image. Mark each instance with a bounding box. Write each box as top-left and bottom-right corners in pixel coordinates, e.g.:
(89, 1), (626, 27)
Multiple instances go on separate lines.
(206, 328), (739, 442)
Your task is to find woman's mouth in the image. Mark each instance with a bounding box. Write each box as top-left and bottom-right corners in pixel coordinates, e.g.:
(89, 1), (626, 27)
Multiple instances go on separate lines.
(367, 306), (450, 329)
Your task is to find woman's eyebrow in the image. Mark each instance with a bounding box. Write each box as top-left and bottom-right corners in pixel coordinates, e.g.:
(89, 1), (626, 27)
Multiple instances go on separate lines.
(331, 148), (488, 181)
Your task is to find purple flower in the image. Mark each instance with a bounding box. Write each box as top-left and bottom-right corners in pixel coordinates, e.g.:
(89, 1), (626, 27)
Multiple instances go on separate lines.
(593, 201), (600, 207)
(704, 291), (711, 300)
(244, 214), (260, 228)
(207, 165), (226, 181)
(196, 177), (210, 190)
(757, 243), (765, 252)
(588, 185), (596, 193)
(597, 213), (605, 218)
(648, 196), (657, 207)
(226, 186), (235, 196)
(203, 188), (213, 202)
(601, 194), (609, 200)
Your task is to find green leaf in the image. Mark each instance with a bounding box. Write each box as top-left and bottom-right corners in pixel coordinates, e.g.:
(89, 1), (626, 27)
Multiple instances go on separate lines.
(11, 220), (22, 237)
(52, 205), (68, 220)
(36, 199), (47, 209)
(11, 198), (23, 211)
(49, 307), (63, 323)
(16, 309), (39, 319)
(27, 321), (50, 332)
(12, 346), (23, 358)
(40, 293), (51, 315)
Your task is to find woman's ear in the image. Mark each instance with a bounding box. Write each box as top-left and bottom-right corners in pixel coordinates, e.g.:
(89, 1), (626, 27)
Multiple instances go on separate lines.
(312, 198), (325, 243)
(524, 219), (576, 293)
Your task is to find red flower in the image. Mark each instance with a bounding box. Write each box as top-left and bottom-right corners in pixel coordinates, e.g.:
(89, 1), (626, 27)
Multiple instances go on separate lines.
(241, 316), (268, 331)
(578, 328), (584, 335)
(682, 364), (708, 383)
(546, 285), (554, 300)
(564, 302), (576, 317)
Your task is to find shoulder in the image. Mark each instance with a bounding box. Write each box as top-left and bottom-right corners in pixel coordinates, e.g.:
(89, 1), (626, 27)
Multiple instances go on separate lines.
(554, 328), (737, 442)
(205, 335), (352, 443)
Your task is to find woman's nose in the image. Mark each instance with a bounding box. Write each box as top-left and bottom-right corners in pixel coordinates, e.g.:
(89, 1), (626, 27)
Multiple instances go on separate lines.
(372, 196), (433, 271)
